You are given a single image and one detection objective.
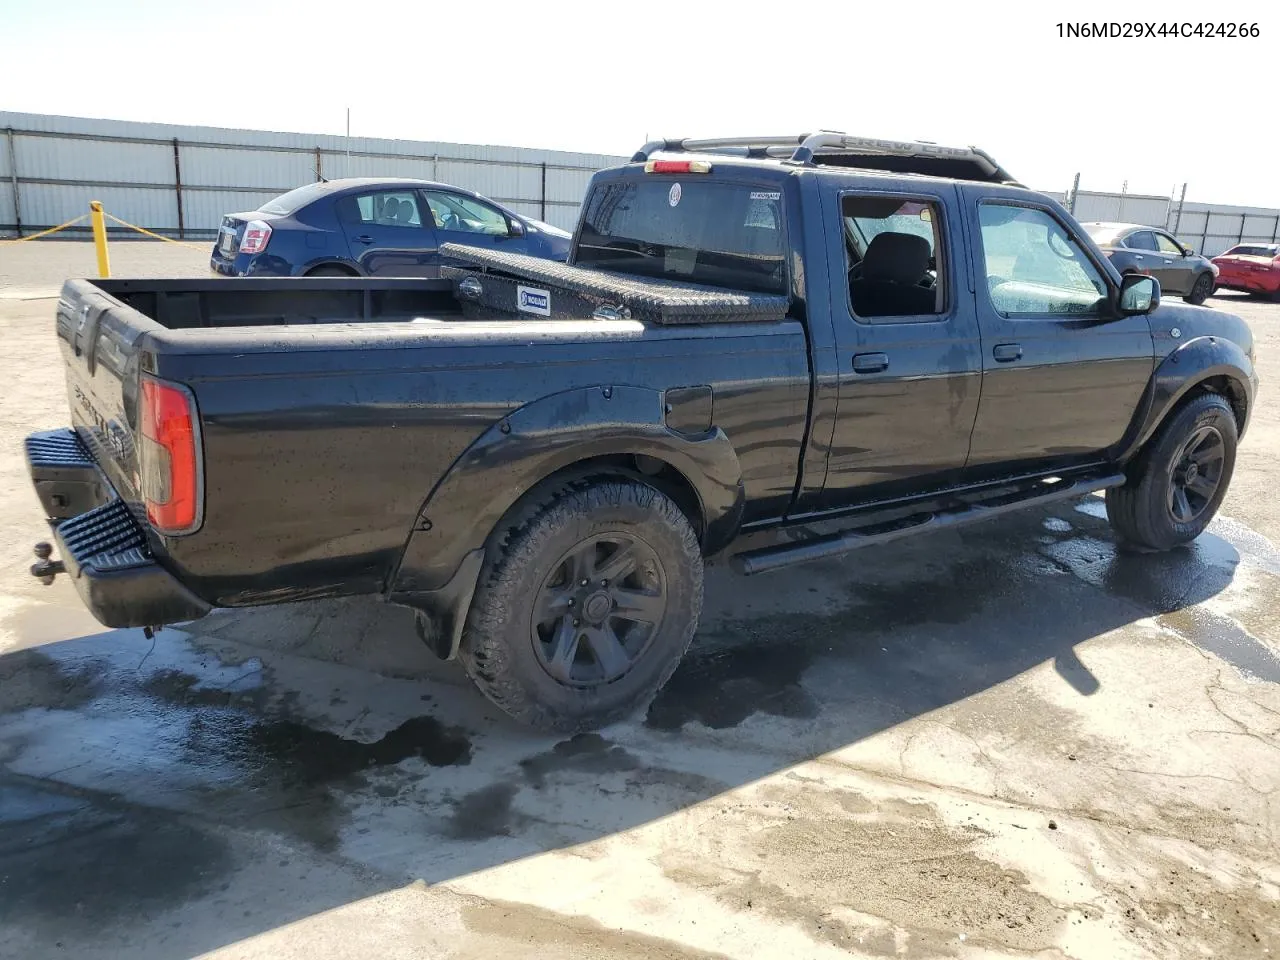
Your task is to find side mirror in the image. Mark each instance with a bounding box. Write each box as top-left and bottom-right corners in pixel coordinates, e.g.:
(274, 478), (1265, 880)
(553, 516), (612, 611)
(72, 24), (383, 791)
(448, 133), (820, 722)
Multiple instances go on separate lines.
(1181, 246), (1194, 257)
(507, 219), (525, 239)
(1118, 273), (1160, 315)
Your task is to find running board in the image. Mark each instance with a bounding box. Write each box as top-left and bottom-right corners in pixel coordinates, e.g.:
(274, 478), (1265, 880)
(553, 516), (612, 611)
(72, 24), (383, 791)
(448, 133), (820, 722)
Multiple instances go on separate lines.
(731, 473), (1125, 576)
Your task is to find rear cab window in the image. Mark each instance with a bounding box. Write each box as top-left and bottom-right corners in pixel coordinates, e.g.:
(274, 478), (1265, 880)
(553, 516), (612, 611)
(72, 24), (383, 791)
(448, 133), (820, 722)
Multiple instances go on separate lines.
(573, 176), (788, 295)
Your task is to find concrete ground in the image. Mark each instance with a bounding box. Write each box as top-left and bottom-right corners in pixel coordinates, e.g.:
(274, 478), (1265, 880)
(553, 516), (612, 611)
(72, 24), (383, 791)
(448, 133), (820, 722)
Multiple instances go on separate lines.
(1, 242), (1278, 960)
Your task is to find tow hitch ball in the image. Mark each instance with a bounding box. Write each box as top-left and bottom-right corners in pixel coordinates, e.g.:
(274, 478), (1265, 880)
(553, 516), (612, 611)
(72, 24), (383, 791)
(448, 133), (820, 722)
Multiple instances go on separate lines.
(31, 542), (65, 585)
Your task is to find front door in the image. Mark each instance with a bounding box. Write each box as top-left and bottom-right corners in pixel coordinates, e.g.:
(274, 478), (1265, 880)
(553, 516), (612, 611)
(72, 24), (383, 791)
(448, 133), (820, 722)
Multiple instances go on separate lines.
(336, 189), (439, 276)
(1154, 231), (1194, 295)
(965, 194), (1155, 472)
(818, 186), (983, 507)
(421, 189), (526, 260)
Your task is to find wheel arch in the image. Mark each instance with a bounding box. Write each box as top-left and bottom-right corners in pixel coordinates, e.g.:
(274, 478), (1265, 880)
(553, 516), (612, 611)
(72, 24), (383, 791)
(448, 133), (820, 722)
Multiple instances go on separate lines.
(389, 385), (745, 658)
(1120, 336), (1254, 463)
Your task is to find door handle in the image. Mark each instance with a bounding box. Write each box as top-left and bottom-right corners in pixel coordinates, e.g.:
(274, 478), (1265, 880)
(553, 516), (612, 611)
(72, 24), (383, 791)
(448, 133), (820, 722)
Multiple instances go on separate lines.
(353, 235), (375, 245)
(993, 343), (1022, 362)
(852, 352), (889, 373)
(1133, 255), (1144, 260)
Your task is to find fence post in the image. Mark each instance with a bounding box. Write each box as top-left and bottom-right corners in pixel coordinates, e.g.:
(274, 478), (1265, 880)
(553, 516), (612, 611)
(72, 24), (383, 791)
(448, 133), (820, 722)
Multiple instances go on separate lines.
(315, 146), (322, 181)
(5, 127), (21, 237)
(1173, 183), (1186, 234)
(1238, 213), (1247, 244)
(1067, 172), (1080, 214)
(541, 162), (547, 220)
(89, 201), (111, 278)
(1272, 213), (1278, 243)
(1117, 180), (1128, 220)
(172, 138), (185, 240)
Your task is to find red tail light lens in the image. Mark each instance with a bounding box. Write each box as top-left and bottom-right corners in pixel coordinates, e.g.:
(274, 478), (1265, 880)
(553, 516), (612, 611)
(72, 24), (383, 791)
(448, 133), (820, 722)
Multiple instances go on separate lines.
(644, 159), (712, 174)
(239, 219), (272, 254)
(139, 377), (203, 535)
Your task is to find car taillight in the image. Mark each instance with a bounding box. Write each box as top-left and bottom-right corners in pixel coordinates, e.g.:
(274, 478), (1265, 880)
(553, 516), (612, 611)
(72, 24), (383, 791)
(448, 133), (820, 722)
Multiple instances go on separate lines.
(139, 376), (203, 535)
(644, 159), (712, 174)
(239, 219), (272, 254)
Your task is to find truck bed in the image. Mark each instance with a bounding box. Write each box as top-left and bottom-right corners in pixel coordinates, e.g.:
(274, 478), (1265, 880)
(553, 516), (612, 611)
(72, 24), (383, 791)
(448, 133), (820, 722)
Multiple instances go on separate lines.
(88, 277), (462, 328)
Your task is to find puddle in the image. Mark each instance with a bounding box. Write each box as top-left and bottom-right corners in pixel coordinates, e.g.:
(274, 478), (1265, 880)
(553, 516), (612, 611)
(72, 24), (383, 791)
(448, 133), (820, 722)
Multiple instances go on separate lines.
(520, 733), (640, 788)
(0, 650), (105, 714)
(447, 783), (522, 839)
(220, 714), (473, 786)
(1161, 608), (1280, 683)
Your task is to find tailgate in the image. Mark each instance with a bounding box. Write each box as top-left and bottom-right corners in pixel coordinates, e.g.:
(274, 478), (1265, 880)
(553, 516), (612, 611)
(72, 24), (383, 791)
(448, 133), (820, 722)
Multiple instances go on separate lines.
(55, 280), (150, 506)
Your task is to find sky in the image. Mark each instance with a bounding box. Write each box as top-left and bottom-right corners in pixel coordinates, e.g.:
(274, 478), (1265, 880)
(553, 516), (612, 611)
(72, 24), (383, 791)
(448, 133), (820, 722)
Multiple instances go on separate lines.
(3, 0), (1277, 207)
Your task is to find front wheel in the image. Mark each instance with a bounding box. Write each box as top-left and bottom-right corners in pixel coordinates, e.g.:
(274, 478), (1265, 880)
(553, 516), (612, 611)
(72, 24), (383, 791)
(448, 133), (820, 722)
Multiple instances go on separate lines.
(460, 479), (704, 732)
(1184, 272), (1214, 305)
(1106, 393), (1237, 551)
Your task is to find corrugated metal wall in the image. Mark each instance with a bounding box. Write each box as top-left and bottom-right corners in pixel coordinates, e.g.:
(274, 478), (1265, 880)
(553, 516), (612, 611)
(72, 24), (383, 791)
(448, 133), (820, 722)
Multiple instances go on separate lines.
(6, 112), (1280, 258)
(1, 111), (625, 239)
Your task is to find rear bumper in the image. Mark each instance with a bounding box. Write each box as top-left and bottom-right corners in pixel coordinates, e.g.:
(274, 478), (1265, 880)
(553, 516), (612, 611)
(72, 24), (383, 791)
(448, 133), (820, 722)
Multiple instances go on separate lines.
(26, 429), (211, 629)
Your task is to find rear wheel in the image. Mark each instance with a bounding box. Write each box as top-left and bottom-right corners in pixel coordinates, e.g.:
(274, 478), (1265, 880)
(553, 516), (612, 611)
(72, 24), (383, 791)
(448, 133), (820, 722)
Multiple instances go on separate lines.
(1106, 393), (1237, 550)
(1184, 272), (1213, 305)
(306, 265), (355, 277)
(459, 479), (703, 731)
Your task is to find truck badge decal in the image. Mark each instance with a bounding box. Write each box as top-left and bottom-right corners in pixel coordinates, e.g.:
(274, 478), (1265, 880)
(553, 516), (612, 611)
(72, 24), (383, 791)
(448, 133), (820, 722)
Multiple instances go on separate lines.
(668, 183), (682, 207)
(517, 285), (552, 317)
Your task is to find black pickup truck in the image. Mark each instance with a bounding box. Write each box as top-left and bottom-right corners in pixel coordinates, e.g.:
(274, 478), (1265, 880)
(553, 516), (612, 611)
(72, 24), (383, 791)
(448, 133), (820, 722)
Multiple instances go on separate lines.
(26, 133), (1258, 731)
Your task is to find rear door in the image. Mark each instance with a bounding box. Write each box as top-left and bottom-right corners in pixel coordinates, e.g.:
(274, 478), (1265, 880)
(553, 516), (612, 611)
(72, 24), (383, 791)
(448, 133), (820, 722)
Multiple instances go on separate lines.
(421, 189), (526, 258)
(817, 182), (983, 505)
(335, 189), (439, 276)
(963, 191), (1154, 471)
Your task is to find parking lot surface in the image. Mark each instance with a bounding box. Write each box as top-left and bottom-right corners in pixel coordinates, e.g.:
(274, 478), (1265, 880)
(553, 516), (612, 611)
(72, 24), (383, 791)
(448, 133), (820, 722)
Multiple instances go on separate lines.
(2, 243), (1278, 959)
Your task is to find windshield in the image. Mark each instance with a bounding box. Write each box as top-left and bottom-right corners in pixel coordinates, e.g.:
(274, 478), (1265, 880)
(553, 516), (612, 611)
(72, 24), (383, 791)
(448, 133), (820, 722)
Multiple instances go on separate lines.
(574, 179), (787, 295)
(259, 182), (331, 215)
(1082, 223), (1126, 246)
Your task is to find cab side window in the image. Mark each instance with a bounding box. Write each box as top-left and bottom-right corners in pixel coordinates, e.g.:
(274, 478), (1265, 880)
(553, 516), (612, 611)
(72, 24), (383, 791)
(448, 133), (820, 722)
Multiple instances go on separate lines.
(843, 195), (946, 321)
(1125, 231), (1158, 251)
(1155, 233), (1183, 255)
(977, 203), (1108, 317)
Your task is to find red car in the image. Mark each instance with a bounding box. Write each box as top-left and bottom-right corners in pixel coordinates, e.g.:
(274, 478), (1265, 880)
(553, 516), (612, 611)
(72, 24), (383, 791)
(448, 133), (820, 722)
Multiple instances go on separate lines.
(1211, 242), (1280, 299)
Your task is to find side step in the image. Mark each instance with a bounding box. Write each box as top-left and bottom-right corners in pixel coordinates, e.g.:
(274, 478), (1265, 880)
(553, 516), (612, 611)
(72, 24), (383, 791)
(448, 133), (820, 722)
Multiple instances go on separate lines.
(731, 473), (1125, 576)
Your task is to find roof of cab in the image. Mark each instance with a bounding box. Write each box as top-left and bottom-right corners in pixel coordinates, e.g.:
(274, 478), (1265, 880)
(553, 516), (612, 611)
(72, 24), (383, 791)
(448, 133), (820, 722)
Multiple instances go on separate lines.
(631, 133), (1022, 187)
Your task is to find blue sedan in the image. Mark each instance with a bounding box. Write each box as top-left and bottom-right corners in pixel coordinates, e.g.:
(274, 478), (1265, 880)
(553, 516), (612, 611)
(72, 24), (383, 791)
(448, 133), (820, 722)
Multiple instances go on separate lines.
(210, 178), (573, 277)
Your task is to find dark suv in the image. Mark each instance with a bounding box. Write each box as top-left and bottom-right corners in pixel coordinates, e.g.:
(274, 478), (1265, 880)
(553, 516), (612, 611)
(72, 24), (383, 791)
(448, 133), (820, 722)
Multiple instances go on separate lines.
(209, 178), (573, 278)
(1082, 221), (1218, 305)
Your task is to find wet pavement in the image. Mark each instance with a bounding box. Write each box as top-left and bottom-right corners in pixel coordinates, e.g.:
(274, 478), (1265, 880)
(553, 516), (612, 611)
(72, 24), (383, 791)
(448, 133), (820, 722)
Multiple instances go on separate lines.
(1, 267), (1279, 958)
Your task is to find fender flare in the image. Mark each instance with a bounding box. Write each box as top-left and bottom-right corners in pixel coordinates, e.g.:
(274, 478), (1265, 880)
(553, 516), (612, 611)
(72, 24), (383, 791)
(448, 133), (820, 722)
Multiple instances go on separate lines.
(1118, 335), (1255, 461)
(389, 385), (745, 653)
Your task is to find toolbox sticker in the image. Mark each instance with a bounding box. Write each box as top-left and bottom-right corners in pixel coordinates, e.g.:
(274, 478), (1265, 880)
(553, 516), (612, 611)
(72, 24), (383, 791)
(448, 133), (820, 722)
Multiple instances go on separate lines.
(517, 284), (552, 316)
(668, 183), (682, 207)
(750, 191), (782, 200)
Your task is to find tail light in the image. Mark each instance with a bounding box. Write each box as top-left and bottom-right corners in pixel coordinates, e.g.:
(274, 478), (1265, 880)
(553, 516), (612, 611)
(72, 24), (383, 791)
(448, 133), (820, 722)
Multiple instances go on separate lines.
(139, 376), (203, 535)
(239, 219), (272, 254)
(644, 159), (712, 174)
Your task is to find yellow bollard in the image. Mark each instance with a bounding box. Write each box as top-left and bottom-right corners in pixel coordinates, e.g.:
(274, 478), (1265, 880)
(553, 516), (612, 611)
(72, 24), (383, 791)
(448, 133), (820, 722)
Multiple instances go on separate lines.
(89, 201), (111, 278)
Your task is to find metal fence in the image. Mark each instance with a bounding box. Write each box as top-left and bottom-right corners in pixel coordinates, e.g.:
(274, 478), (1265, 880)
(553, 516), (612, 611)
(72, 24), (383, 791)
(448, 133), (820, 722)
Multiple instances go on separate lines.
(1, 112), (625, 240)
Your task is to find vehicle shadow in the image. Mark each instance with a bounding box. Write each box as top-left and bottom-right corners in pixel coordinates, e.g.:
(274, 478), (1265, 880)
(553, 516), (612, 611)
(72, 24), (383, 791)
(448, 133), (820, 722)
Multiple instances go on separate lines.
(0, 496), (1265, 958)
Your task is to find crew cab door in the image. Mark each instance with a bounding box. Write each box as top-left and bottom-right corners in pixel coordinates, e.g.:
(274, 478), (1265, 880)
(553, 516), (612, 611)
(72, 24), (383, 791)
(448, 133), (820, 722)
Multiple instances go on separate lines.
(335, 188), (440, 276)
(816, 183), (983, 505)
(963, 191), (1155, 471)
